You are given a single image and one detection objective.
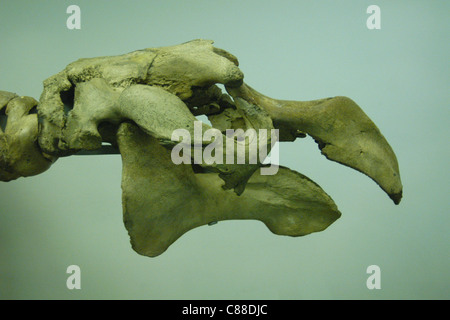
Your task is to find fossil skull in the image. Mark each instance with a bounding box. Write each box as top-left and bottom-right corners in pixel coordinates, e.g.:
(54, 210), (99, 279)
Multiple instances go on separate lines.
(0, 40), (402, 257)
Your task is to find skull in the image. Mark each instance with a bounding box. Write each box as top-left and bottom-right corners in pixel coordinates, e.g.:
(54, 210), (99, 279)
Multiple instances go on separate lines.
(1, 40), (403, 257)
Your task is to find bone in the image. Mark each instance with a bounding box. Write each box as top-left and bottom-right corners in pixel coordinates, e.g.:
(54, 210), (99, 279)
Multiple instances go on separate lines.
(0, 91), (18, 111)
(0, 40), (403, 257)
(0, 91), (56, 181)
(117, 122), (340, 257)
(146, 39), (244, 100)
(61, 78), (269, 195)
(227, 84), (403, 204)
(38, 39), (243, 156)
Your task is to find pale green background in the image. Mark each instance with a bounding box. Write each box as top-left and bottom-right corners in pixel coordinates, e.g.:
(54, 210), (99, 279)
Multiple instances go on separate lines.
(0, 0), (448, 299)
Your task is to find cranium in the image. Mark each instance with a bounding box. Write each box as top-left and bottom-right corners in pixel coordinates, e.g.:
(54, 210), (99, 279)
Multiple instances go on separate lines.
(0, 39), (402, 257)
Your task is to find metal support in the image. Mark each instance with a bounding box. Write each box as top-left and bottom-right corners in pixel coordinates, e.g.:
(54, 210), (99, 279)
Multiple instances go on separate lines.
(75, 145), (120, 155)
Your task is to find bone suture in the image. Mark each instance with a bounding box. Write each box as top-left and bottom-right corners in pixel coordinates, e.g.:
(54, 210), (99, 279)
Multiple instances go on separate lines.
(0, 40), (402, 257)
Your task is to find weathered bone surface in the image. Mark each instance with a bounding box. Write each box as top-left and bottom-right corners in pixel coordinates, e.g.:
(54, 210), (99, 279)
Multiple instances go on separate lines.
(227, 84), (403, 204)
(0, 91), (56, 181)
(118, 122), (340, 257)
(38, 40), (243, 156)
(0, 40), (403, 257)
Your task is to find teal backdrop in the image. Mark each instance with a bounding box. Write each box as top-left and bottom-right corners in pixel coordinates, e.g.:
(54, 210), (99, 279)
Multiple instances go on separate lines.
(0, 0), (448, 299)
